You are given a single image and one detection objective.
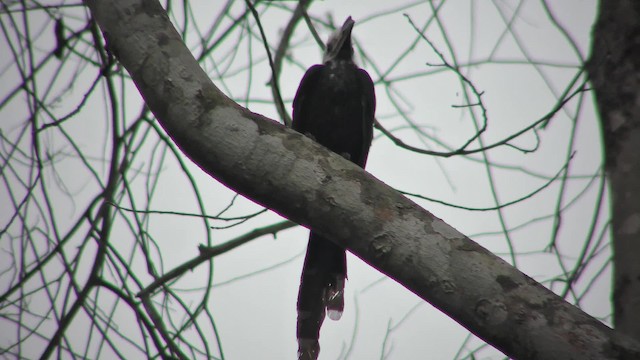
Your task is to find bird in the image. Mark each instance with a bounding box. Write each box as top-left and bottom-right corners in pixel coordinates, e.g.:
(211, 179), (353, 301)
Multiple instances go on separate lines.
(292, 16), (376, 360)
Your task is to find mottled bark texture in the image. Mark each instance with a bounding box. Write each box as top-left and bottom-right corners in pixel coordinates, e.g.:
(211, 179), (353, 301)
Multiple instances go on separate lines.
(588, 1), (640, 340)
(86, 0), (640, 358)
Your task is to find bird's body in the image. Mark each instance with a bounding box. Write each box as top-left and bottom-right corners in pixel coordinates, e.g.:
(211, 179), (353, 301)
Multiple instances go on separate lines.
(292, 17), (375, 360)
(293, 62), (374, 167)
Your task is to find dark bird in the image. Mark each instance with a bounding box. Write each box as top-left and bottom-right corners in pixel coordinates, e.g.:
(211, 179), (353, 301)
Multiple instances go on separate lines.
(292, 16), (375, 360)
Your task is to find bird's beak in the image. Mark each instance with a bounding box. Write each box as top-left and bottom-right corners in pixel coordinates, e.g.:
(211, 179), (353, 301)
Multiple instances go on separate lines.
(336, 16), (354, 49)
(340, 16), (355, 37)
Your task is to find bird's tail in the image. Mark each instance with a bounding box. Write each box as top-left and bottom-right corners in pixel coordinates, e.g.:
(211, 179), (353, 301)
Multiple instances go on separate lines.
(297, 232), (346, 360)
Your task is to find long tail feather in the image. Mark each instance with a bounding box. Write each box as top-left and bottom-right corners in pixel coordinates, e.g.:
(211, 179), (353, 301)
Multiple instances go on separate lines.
(297, 232), (346, 360)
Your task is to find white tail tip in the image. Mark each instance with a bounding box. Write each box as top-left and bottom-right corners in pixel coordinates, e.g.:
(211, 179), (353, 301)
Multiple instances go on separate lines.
(327, 309), (343, 320)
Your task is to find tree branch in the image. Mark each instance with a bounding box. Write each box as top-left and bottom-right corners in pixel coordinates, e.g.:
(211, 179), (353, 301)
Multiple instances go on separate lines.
(137, 220), (297, 297)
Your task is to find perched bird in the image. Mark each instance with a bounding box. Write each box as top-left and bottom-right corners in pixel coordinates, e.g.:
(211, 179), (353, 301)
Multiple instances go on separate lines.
(292, 16), (376, 360)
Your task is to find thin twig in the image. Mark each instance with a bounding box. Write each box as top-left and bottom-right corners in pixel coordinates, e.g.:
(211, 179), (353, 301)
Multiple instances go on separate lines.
(138, 220), (297, 297)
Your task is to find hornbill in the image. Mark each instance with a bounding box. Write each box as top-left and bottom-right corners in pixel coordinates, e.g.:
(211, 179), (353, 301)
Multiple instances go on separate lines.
(292, 16), (376, 360)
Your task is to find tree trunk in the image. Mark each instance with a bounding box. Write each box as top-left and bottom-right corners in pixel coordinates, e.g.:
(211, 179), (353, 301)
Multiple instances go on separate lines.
(588, 0), (640, 340)
(85, 0), (640, 358)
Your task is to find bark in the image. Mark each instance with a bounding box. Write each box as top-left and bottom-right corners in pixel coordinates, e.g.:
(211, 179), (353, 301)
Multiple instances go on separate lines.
(85, 0), (640, 358)
(588, 0), (640, 340)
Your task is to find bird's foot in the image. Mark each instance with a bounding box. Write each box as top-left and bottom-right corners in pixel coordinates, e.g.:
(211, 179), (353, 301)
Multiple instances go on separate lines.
(304, 132), (317, 142)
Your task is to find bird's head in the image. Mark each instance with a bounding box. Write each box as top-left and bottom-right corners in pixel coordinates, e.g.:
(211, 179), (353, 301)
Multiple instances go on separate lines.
(322, 17), (355, 63)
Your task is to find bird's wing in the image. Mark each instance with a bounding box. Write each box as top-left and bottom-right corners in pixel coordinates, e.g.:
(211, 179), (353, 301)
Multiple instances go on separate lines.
(358, 68), (376, 167)
(292, 65), (324, 133)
